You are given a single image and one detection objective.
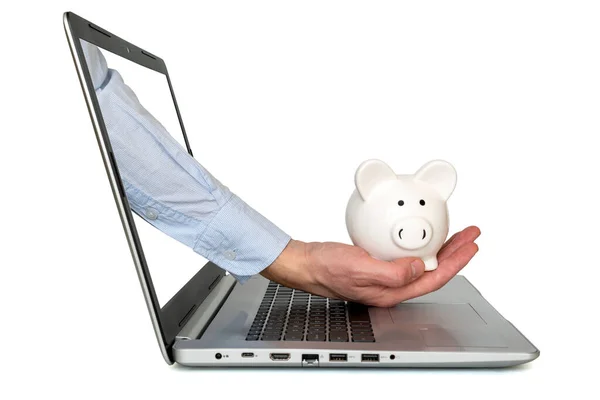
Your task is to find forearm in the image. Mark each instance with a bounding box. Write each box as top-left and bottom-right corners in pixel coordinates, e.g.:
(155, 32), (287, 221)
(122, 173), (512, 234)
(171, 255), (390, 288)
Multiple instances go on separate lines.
(122, 174), (291, 282)
(192, 193), (292, 281)
(84, 39), (294, 282)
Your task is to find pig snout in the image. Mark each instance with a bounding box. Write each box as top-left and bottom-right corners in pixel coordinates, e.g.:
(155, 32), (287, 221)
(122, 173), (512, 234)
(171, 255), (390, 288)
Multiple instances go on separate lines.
(392, 217), (433, 250)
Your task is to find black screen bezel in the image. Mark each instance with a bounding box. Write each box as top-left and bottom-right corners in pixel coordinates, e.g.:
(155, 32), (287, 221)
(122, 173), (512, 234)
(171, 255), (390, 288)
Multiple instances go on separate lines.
(64, 11), (226, 364)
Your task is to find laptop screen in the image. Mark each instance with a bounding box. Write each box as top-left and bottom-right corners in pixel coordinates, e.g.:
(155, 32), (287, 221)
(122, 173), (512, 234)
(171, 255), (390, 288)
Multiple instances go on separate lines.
(79, 38), (210, 308)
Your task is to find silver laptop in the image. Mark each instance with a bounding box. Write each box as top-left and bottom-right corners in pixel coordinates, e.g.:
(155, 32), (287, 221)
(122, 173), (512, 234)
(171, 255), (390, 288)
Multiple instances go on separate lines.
(63, 11), (539, 368)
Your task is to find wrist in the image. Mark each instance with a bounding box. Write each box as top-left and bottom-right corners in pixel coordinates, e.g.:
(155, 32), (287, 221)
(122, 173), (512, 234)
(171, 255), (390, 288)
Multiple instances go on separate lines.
(260, 239), (314, 290)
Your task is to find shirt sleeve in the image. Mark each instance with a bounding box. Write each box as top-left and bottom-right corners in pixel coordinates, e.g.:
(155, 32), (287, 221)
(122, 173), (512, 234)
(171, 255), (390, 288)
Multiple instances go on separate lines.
(81, 40), (290, 282)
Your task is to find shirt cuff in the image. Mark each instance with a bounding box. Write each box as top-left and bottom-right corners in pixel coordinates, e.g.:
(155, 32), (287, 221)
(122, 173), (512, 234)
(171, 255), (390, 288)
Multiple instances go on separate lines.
(193, 193), (291, 282)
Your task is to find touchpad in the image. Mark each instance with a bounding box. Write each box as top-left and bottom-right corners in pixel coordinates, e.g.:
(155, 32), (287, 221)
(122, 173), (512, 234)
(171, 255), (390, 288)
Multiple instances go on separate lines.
(389, 303), (486, 327)
(388, 303), (507, 348)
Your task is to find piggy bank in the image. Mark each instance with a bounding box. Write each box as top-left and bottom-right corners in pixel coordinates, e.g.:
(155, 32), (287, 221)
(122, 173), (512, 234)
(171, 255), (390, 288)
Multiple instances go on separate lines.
(345, 159), (457, 271)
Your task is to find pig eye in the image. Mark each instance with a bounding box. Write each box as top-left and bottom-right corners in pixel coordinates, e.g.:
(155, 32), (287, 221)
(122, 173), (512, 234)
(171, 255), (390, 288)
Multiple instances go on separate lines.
(398, 200), (405, 206)
(420, 199), (426, 206)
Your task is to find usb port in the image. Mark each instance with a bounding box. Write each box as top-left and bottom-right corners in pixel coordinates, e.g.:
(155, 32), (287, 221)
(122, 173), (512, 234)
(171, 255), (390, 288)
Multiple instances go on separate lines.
(329, 353), (348, 362)
(361, 354), (380, 362)
(241, 352), (254, 358)
(270, 353), (291, 361)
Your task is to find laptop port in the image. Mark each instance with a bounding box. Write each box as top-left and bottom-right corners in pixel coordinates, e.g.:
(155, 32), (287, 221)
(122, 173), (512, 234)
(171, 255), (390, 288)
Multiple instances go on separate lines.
(329, 353), (348, 362)
(270, 353), (291, 361)
(361, 354), (380, 362)
(302, 354), (320, 367)
(241, 352), (254, 358)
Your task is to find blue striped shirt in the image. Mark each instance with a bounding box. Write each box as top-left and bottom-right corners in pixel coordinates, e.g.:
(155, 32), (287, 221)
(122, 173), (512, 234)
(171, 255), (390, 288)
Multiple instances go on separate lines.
(82, 41), (290, 282)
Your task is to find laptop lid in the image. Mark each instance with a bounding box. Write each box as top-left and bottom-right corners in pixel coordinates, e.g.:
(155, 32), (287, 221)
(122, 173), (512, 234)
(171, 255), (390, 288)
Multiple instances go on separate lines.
(63, 11), (226, 364)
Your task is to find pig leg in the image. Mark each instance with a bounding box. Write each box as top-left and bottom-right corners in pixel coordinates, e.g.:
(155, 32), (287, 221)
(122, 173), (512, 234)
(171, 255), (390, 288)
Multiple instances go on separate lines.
(422, 256), (438, 271)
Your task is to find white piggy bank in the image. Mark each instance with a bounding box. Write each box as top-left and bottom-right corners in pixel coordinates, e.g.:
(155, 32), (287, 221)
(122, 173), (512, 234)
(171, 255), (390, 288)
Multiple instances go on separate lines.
(345, 159), (457, 271)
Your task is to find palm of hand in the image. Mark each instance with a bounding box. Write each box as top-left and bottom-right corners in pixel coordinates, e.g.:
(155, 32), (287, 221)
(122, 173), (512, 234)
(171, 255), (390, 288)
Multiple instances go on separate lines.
(306, 226), (480, 307)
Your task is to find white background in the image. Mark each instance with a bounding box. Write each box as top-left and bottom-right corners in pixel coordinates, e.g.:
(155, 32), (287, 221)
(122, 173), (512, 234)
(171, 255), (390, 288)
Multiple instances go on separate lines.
(85, 40), (211, 307)
(1, 1), (598, 399)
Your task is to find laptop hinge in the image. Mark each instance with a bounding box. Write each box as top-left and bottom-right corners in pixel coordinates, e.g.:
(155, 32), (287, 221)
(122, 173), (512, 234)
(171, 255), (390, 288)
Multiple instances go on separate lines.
(176, 274), (236, 341)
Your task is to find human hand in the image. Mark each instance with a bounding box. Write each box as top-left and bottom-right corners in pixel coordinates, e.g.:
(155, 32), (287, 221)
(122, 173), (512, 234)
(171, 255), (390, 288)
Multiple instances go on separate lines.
(261, 226), (480, 307)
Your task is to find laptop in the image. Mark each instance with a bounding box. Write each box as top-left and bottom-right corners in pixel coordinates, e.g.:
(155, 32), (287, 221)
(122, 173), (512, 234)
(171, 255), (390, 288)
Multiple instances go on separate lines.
(63, 11), (539, 368)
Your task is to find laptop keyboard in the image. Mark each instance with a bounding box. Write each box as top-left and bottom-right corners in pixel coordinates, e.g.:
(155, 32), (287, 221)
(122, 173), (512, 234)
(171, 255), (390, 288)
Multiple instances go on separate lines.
(245, 281), (375, 342)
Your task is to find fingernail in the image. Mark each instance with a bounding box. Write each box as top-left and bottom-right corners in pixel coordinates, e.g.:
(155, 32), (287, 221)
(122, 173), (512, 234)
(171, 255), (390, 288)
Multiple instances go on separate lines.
(410, 259), (423, 277)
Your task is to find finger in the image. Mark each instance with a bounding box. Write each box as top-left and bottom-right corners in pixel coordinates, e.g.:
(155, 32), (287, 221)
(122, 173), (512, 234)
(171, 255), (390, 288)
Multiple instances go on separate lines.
(379, 242), (479, 305)
(359, 256), (426, 288)
(437, 230), (460, 254)
(438, 226), (480, 255)
(438, 226), (481, 262)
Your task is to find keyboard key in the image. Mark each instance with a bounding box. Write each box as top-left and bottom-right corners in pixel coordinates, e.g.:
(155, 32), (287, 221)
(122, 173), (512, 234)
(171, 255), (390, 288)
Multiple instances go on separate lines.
(289, 312), (307, 317)
(269, 312), (287, 317)
(350, 321), (372, 327)
(350, 325), (374, 334)
(262, 335), (281, 341)
(348, 302), (370, 322)
(246, 334), (260, 341)
(330, 317), (347, 324)
(330, 333), (349, 342)
(284, 334), (304, 341)
(330, 311), (345, 317)
(352, 336), (375, 342)
(287, 326), (305, 332)
(307, 325), (326, 331)
(306, 333), (326, 341)
(330, 328), (348, 335)
(265, 324), (284, 330)
(263, 331), (284, 337)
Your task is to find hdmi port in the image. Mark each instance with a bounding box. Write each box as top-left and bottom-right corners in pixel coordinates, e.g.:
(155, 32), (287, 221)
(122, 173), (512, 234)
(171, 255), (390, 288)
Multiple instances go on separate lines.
(270, 353), (291, 361)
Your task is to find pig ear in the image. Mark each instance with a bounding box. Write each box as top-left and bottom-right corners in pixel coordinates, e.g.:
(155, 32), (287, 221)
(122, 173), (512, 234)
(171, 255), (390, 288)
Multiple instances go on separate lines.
(413, 160), (457, 201)
(355, 159), (397, 201)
